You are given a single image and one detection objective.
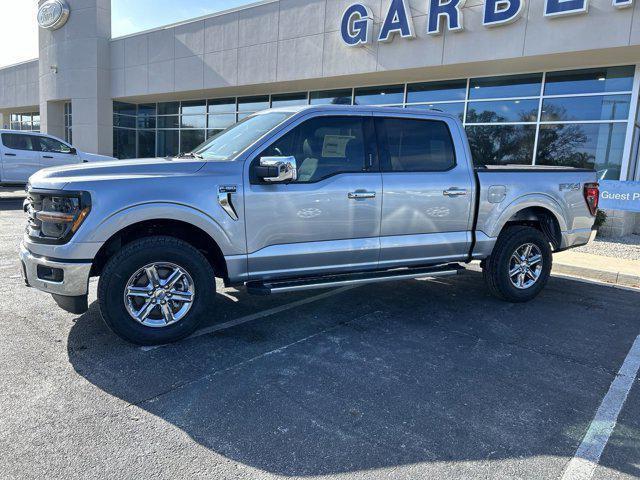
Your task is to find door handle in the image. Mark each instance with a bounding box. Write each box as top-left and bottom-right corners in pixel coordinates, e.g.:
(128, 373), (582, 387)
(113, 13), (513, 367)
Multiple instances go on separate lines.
(443, 188), (468, 197)
(348, 190), (376, 200)
(4, 153), (16, 157)
(42, 155), (54, 159)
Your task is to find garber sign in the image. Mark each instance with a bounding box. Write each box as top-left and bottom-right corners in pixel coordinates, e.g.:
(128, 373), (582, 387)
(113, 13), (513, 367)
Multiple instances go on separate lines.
(341, 0), (634, 47)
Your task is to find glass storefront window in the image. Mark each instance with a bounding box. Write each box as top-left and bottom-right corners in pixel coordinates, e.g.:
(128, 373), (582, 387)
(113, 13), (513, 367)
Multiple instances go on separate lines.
(113, 114), (136, 128)
(114, 102), (137, 116)
(181, 100), (206, 115)
(406, 79), (467, 103)
(309, 89), (353, 105)
(354, 85), (404, 105)
(409, 102), (465, 120)
(157, 130), (179, 157)
(541, 95), (631, 122)
(208, 114), (236, 129)
(536, 123), (626, 179)
(271, 92), (308, 108)
(544, 66), (634, 96)
(113, 128), (136, 159)
(180, 129), (206, 153)
(158, 116), (179, 129)
(466, 99), (539, 123)
(158, 102), (179, 115)
(466, 124), (536, 165)
(208, 98), (236, 113)
(138, 130), (156, 158)
(180, 115), (207, 129)
(237, 96), (269, 112)
(469, 73), (542, 100)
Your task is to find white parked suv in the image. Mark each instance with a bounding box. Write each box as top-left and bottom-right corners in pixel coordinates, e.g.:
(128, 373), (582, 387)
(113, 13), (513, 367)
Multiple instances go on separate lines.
(0, 130), (115, 184)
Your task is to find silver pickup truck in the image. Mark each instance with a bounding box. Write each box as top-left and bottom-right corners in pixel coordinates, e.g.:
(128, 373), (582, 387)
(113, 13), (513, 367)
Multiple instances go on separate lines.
(20, 106), (599, 345)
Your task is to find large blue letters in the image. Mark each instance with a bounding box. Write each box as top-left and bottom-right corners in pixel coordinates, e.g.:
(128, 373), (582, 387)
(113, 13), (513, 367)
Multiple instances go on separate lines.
(483, 0), (526, 26)
(341, 4), (373, 46)
(544, 0), (589, 17)
(379, 0), (415, 42)
(427, 0), (466, 35)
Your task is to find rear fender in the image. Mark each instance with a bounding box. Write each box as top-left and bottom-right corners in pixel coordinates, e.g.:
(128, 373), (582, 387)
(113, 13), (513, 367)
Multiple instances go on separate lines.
(484, 194), (568, 239)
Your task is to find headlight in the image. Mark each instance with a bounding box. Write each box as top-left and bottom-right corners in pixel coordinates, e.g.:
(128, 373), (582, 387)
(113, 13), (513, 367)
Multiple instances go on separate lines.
(25, 190), (91, 244)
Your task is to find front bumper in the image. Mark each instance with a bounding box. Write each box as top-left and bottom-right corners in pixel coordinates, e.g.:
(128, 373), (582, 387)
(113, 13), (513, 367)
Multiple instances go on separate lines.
(19, 243), (92, 297)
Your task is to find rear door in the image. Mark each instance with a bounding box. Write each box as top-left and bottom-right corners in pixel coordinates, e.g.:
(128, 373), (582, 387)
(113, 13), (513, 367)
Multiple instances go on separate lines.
(36, 136), (81, 169)
(244, 113), (382, 280)
(0, 133), (41, 183)
(375, 114), (474, 268)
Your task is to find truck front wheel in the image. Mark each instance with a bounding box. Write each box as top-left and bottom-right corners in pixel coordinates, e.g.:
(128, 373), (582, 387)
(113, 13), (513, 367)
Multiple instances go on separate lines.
(98, 236), (216, 345)
(482, 226), (552, 303)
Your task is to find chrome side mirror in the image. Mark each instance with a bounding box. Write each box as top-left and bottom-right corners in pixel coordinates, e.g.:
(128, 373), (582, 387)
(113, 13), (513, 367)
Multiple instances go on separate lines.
(256, 156), (297, 183)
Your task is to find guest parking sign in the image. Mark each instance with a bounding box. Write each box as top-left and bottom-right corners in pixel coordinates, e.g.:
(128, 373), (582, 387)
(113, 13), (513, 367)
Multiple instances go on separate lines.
(599, 181), (640, 212)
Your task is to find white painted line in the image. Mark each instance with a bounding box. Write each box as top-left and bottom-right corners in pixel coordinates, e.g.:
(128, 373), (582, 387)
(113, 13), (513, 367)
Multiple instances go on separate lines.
(141, 285), (356, 351)
(561, 335), (640, 480)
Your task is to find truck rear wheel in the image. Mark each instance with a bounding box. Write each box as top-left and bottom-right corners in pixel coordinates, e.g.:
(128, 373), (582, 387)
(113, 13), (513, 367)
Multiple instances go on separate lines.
(98, 236), (215, 345)
(482, 226), (552, 303)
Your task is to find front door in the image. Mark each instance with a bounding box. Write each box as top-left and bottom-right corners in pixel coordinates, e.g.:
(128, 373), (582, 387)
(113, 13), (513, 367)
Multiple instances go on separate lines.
(244, 114), (382, 280)
(37, 136), (81, 169)
(374, 114), (474, 268)
(0, 133), (41, 183)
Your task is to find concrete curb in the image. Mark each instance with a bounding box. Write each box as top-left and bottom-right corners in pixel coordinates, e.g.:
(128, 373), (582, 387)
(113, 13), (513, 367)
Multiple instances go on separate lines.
(552, 262), (640, 288)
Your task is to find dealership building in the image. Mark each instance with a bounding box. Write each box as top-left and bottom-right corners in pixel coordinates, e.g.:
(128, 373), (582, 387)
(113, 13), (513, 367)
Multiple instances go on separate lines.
(1, 0), (639, 234)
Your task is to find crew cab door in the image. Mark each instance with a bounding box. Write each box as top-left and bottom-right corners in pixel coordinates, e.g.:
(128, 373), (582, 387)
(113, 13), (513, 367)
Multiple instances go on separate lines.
(0, 133), (41, 183)
(36, 136), (81, 169)
(374, 114), (474, 268)
(244, 114), (382, 280)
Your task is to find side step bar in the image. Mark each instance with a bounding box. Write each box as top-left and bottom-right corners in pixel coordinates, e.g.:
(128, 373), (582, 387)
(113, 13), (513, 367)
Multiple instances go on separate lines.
(246, 263), (465, 295)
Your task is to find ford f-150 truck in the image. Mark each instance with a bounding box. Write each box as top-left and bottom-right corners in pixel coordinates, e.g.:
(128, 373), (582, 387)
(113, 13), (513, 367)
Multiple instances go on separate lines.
(20, 106), (599, 345)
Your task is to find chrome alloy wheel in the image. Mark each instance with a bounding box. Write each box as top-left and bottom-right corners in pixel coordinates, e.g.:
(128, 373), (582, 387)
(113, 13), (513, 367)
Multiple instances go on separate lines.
(508, 243), (543, 290)
(123, 262), (195, 328)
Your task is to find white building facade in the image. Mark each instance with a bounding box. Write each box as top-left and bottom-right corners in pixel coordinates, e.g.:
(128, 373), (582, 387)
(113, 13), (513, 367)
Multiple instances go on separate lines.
(1, 0), (640, 235)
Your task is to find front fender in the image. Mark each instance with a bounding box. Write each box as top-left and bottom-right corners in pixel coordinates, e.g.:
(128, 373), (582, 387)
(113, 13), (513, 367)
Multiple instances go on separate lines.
(82, 202), (237, 255)
(483, 194), (568, 238)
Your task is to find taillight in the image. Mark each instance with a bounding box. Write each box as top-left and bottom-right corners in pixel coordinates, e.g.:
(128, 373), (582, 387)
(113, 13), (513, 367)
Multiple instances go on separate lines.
(583, 183), (599, 216)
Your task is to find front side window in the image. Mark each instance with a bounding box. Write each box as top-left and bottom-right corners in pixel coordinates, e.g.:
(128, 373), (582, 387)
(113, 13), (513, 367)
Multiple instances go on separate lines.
(193, 112), (292, 161)
(38, 136), (73, 154)
(256, 116), (367, 183)
(376, 118), (456, 172)
(2, 133), (36, 151)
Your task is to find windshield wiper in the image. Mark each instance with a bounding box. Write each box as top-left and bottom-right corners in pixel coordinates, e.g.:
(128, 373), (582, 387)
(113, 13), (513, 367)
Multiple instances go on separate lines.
(177, 152), (203, 159)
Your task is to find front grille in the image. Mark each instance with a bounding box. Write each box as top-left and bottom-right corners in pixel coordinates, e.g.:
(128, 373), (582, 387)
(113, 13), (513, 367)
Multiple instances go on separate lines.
(24, 193), (43, 238)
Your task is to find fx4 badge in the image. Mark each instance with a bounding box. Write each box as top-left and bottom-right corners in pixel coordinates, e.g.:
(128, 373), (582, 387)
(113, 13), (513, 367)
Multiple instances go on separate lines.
(559, 183), (580, 192)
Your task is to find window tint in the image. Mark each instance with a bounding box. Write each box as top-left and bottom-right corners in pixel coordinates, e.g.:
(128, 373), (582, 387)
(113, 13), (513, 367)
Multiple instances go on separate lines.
(376, 118), (456, 172)
(2, 133), (37, 151)
(469, 73), (542, 99)
(38, 136), (73, 154)
(258, 116), (367, 183)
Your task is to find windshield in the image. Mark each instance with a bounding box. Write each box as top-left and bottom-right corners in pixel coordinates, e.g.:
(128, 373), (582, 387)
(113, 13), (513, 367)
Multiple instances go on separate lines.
(192, 112), (293, 161)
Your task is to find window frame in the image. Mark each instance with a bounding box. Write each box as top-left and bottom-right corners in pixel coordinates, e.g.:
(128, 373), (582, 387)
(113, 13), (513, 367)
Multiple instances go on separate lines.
(36, 135), (74, 155)
(1, 133), (39, 152)
(373, 116), (458, 173)
(249, 114), (378, 185)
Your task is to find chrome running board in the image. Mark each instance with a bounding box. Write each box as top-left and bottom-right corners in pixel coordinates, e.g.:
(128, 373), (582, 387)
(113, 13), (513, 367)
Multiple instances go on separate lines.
(246, 264), (464, 295)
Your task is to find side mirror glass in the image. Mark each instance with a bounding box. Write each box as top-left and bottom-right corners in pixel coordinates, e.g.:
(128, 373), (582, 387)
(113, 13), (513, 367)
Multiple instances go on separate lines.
(256, 156), (297, 183)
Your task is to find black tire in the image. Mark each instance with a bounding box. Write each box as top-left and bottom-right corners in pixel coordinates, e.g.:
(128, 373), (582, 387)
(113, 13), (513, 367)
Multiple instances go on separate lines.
(98, 236), (215, 345)
(482, 226), (552, 303)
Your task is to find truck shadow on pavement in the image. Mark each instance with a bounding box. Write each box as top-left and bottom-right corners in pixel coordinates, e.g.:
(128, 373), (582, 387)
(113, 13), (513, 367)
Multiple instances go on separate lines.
(66, 273), (640, 477)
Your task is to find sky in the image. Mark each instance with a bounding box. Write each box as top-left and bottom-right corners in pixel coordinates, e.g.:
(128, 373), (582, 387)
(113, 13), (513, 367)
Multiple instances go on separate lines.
(0, 0), (254, 68)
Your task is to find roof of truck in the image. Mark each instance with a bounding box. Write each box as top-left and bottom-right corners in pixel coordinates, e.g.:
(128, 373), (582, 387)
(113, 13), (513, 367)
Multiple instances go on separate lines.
(264, 104), (461, 121)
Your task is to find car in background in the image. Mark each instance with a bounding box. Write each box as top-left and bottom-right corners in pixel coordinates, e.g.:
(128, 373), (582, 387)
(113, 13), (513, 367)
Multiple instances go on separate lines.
(0, 130), (115, 185)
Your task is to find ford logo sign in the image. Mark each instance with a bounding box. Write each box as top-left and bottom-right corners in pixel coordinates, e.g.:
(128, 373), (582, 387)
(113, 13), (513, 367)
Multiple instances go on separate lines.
(37, 0), (70, 31)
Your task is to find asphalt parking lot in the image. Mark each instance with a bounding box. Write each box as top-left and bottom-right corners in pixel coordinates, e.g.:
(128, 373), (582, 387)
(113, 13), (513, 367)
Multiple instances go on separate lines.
(1, 198), (639, 480)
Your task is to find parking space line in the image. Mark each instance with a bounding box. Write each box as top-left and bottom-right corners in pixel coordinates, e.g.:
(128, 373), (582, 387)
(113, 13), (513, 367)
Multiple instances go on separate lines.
(561, 335), (640, 480)
(140, 285), (357, 351)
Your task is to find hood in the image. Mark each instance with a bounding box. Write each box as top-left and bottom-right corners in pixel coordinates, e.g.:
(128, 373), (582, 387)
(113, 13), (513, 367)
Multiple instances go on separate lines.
(28, 157), (207, 190)
(79, 151), (117, 162)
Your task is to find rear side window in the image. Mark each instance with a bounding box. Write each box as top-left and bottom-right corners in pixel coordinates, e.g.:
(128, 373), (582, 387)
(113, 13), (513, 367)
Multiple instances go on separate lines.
(2, 133), (36, 151)
(376, 118), (456, 172)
